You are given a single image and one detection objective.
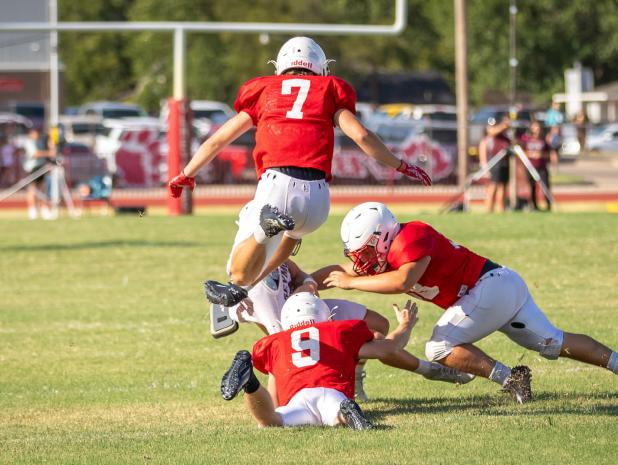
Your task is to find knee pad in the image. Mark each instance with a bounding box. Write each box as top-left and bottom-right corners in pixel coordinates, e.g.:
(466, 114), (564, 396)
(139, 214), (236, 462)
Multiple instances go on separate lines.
(425, 339), (454, 362)
(539, 330), (564, 360)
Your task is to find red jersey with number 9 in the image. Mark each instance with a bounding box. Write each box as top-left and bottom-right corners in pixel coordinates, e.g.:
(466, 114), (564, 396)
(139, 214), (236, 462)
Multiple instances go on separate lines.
(234, 75), (356, 181)
(252, 319), (373, 406)
(387, 222), (488, 309)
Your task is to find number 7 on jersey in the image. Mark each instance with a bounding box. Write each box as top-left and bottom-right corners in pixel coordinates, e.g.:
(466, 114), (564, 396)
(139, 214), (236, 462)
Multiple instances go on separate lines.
(282, 79), (311, 120)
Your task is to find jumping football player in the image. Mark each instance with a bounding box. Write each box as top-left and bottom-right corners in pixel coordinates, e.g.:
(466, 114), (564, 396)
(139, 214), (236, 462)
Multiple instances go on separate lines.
(223, 258), (474, 401)
(168, 37), (431, 314)
(315, 202), (618, 403)
(220, 292), (416, 429)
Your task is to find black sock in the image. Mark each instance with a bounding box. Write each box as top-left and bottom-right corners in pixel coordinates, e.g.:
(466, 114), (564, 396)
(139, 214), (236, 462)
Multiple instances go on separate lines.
(243, 371), (260, 394)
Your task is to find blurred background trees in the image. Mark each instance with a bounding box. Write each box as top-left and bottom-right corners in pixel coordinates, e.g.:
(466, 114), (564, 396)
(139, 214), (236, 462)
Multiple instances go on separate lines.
(58, 0), (618, 113)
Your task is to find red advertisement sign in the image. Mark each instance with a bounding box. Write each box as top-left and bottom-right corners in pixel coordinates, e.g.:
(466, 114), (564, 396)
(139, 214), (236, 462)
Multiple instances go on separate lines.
(0, 79), (25, 92)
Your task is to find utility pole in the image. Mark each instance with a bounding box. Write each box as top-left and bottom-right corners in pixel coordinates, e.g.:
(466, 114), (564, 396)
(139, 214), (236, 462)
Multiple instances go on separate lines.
(454, 0), (469, 188)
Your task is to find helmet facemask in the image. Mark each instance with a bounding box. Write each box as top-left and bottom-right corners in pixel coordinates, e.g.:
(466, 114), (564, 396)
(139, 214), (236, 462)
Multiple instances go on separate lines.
(344, 232), (388, 276)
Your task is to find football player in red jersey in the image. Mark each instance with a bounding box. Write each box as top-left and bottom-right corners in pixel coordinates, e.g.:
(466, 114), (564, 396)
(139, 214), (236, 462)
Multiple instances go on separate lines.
(316, 202), (618, 404)
(220, 292), (416, 429)
(222, 258), (474, 402)
(168, 37), (431, 317)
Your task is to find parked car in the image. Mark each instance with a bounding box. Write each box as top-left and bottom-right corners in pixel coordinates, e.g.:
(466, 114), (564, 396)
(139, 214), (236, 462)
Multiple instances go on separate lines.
(0, 112), (32, 135)
(558, 123), (581, 160)
(586, 123), (618, 153)
(354, 102), (385, 123)
(7, 101), (45, 128)
(59, 115), (103, 149)
(210, 128), (256, 184)
(378, 104), (457, 122)
(94, 117), (165, 185)
(78, 101), (148, 119)
(0, 112), (33, 151)
(333, 117), (456, 183)
(61, 142), (108, 187)
(160, 100), (235, 137)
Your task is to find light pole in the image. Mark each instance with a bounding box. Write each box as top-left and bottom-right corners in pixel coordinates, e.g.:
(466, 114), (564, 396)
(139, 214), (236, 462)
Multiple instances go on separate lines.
(509, 0), (518, 106)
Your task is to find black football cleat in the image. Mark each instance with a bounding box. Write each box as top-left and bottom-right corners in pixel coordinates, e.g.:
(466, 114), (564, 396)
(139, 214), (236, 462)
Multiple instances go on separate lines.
(221, 350), (254, 401)
(259, 204), (295, 238)
(502, 365), (532, 404)
(204, 280), (248, 307)
(339, 398), (373, 430)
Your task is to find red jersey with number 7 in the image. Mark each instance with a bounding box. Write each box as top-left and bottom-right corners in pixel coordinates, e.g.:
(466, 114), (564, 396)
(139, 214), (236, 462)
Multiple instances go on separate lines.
(252, 319), (373, 406)
(234, 75), (357, 181)
(387, 221), (488, 309)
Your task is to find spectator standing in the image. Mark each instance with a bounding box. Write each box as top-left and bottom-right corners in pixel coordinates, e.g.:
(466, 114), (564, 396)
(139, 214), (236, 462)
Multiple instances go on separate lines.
(573, 110), (588, 156)
(0, 134), (16, 186)
(478, 117), (511, 213)
(521, 122), (557, 211)
(22, 127), (55, 219)
(544, 101), (564, 128)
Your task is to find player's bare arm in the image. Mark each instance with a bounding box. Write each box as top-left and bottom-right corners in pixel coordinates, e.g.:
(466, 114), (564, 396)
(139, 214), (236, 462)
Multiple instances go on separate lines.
(324, 257), (431, 294)
(311, 262), (357, 290)
(335, 109), (432, 186)
(335, 109), (400, 169)
(184, 112), (253, 177)
(168, 112), (253, 197)
(286, 259), (319, 295)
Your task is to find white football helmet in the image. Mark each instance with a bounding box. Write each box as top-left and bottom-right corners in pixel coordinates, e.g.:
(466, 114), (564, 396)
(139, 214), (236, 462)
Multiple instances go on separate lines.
(271, 36), (332, 76)
(340, 202), (400, 276)
(280, 292), (331, 330)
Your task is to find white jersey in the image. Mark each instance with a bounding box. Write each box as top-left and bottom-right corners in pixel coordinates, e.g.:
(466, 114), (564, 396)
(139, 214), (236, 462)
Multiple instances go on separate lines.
(230, 264), (367, 334)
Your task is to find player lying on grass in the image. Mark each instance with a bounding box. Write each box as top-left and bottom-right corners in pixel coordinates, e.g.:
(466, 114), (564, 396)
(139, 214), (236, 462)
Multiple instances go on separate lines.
(220, 292), (417, 429)
(220, 258), (474, 401)
(315, 202), (618, 404)
(168, 37), (431, 325)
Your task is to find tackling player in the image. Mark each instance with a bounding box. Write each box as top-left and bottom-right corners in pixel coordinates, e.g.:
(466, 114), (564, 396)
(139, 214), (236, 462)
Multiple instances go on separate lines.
(209, 206), (473, 403)
(220, 292), (416, 429)
(316, 202), (618, 403)
(168, 37), (431, 314)
(222, 258), (474, 401)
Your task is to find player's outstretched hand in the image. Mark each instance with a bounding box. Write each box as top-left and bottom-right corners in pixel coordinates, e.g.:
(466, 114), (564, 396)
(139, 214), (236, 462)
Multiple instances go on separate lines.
(323, 271), (353, 290)
(392, 299), (418, 329)
(397, 160), (432, 186)
(168, 172), (195, 198)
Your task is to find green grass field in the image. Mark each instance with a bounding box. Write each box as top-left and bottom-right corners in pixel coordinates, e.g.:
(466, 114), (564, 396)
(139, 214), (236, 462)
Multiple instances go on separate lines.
(1, 210), (617, 465)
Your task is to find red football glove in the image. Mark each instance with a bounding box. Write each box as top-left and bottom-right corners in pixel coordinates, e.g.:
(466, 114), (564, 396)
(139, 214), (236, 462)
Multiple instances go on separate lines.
(396, 160), (432, 186)
(168, 172), (195, 198)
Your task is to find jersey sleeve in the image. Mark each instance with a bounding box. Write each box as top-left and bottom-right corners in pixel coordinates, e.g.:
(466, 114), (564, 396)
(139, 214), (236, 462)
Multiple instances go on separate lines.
(331, 77), (357, 114)
(252, 335), (274, 374)
(234, 78), (265, 125)
(339, 320), (374, 359)
(387, 223), (434, 269)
